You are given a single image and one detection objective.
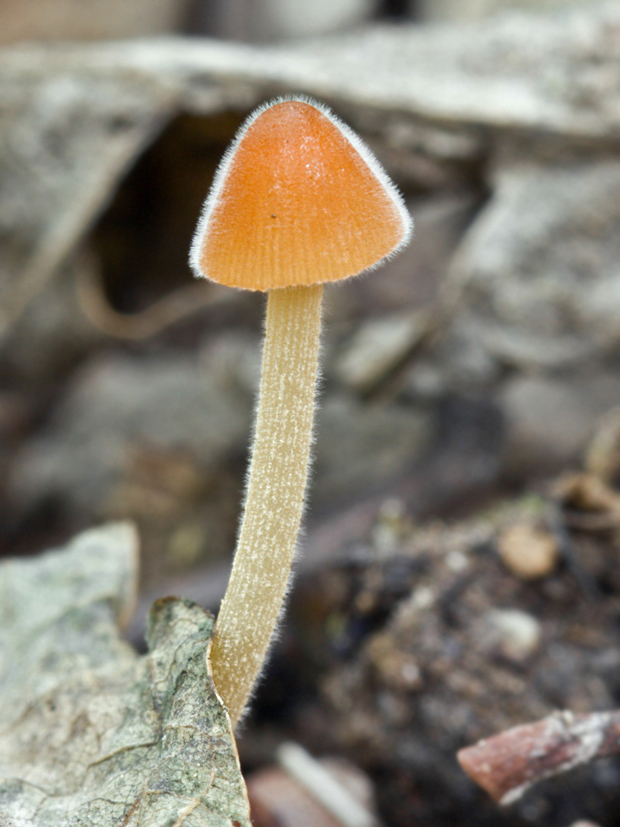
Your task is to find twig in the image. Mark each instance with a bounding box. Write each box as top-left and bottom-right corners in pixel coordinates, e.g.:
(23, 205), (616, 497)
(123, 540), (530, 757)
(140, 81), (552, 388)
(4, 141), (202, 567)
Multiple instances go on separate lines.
(457, 709), (620, 805)
(76, 250), (237, 339)
(277, 742), (379, 827)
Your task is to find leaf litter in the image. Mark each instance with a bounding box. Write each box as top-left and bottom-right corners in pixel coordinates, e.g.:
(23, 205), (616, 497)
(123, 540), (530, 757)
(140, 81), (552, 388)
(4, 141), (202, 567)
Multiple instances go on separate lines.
(0, 522), (250, 827)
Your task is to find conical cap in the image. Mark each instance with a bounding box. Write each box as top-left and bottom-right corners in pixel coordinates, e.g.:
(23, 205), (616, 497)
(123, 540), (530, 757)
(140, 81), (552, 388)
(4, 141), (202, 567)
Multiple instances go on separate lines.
(191, 99), (412, 291)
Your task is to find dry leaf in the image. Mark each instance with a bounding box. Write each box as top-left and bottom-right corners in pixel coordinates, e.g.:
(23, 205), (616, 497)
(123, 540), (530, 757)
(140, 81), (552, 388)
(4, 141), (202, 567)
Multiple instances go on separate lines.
(0, 523), (250, 827)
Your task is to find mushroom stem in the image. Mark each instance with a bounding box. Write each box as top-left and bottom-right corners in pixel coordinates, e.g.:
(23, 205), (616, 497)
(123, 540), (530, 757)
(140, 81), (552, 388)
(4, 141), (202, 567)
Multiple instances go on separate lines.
(211, 283), (323, 726)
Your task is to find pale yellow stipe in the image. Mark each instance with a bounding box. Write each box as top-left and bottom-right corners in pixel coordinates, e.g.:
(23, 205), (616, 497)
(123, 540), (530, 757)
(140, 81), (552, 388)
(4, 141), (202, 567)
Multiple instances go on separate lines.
(210, 283), (323, 727)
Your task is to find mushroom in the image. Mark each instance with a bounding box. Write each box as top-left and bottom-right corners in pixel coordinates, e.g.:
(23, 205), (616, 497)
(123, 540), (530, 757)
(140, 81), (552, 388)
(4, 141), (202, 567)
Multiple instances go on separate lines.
(190, 97), (412, 726)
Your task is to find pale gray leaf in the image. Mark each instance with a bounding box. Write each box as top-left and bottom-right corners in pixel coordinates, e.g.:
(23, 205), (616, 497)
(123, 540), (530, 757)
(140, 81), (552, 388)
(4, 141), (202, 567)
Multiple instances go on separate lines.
(0, 523), (250, 827)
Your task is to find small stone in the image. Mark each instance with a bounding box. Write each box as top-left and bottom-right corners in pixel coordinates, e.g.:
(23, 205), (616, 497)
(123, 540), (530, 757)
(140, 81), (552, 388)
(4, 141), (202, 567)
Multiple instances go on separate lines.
(479, 609), (542, 662)
(410, 585), (435, 612)
(446, 550), (469, 572)
(496, 523), (559, 580)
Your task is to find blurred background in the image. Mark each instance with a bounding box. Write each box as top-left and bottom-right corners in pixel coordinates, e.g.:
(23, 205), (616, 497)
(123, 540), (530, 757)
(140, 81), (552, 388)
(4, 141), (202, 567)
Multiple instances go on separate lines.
(1, 1), (620, 825)
(0, 0), (596, 42)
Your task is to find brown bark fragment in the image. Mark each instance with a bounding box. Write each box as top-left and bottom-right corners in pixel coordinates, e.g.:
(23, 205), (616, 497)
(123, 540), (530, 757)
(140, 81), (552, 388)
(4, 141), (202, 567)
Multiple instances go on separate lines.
(457, 709), (620, 804)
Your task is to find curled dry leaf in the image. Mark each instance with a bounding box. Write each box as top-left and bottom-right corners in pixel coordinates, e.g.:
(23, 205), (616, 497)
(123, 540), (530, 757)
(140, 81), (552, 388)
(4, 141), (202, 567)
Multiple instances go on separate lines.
(0, 523), (250, 827)
(554, 472), (620, 527)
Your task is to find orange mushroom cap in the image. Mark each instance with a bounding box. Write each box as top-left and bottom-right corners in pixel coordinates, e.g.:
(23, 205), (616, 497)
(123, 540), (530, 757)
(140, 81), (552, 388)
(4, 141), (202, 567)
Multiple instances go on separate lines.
(190, 97), (412, 291)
